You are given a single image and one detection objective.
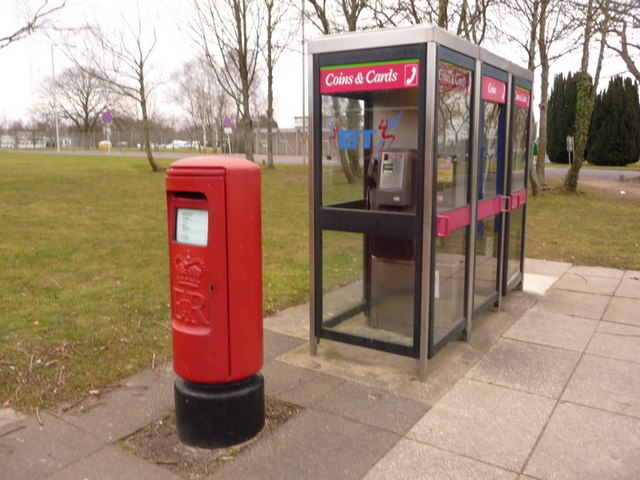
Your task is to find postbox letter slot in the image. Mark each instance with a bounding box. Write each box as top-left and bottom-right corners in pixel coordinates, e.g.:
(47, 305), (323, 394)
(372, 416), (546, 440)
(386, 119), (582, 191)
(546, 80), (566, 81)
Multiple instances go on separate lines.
(173, 191), (207, 200)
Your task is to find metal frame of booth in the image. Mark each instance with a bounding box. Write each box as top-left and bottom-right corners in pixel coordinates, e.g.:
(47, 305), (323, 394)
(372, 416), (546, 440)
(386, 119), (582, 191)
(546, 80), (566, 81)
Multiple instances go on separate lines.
(308, 25), (533, 380)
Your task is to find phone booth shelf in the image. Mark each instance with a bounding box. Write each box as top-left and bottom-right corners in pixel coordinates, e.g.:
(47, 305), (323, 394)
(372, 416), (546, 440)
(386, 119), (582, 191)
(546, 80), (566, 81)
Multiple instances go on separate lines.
(308, 25), (533, 380)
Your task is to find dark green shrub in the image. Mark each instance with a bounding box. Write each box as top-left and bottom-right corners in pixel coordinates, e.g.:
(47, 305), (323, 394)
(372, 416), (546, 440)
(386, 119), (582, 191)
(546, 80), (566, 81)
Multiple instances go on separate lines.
(547, 72), (577, 164)
(587, 76), (640, 166)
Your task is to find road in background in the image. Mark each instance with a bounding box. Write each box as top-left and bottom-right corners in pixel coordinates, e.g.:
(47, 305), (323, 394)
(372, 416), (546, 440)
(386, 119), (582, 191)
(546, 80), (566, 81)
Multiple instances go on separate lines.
(5, 150), (640, 177)
(545, 165), (640, 181)
(4, 149), (308, 165)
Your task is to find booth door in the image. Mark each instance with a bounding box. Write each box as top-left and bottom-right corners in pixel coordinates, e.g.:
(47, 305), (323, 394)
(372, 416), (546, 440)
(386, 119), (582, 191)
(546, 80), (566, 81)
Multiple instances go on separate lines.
(430, 51), (475, 354)
(473, 73), (508, 315)
(313, 45), (426, 358)
(504, 83), (532, 292)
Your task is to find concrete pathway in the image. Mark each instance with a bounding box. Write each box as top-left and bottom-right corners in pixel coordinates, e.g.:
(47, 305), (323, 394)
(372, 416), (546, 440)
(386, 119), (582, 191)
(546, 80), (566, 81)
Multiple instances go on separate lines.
(1, 259), (639, 479)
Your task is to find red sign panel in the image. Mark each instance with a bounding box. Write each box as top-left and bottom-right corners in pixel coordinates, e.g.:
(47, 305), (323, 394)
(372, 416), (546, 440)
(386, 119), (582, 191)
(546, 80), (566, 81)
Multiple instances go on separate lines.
(101, 111), (113, 124)
(320, 59), (420, 94)
(439, 62), (472, 95)
(482, 76), (506, 104)
(515, 87), (531, 109)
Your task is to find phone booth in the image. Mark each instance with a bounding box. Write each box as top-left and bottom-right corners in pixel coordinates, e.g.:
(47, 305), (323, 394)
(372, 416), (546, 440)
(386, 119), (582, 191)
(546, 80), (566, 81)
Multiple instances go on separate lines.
(308, 25), (533, 379)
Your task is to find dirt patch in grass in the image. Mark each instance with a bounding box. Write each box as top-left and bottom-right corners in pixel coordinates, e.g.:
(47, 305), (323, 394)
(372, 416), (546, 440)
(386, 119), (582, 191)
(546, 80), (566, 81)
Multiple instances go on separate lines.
(121, 397), (301, 479)
(579, 177), (640, 200)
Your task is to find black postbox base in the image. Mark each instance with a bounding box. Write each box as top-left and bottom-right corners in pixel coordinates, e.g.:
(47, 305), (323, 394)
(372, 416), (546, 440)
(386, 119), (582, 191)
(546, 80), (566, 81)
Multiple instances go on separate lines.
(174, 373), (265, 449)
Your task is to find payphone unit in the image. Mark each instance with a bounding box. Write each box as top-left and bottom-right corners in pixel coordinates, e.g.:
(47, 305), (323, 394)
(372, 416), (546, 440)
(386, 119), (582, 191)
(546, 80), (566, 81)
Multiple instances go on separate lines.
(368, 150), (416, 210)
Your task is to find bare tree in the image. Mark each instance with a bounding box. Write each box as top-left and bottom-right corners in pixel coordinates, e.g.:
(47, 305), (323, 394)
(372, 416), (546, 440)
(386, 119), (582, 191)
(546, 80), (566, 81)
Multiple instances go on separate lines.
(497, 0), (574, 196)
(564, 0), (611, 191)
(370, 0), (496, 44)
(606, 0), (640, 82)
(306, 0), (371, 33)
(39, 66), (110, 149)
(191, 0), (263, 162)
(71, 17), (162, 171)
(171, 57), (234, 153)
(305, 0), (372, 183)
(23, 116), (49, 147)
(262, 0), (296, 169)
(537, 1), (576, 192)
(8, 120), (24, 147)
(0, 0), (66, 49)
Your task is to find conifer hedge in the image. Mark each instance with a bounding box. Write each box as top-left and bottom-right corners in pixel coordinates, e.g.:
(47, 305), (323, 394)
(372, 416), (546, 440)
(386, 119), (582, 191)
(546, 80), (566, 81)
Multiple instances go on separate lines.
(587, 76), (640, 166)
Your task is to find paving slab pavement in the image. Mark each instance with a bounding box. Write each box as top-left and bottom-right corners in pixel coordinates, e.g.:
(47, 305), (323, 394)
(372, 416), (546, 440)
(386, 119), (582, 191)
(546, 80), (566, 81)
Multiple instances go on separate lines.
(1, 259), (639, 479)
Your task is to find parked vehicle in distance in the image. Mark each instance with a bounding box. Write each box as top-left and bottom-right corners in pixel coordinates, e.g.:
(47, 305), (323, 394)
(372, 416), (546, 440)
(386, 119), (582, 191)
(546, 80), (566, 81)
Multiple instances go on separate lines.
(166, 140), (190, 149)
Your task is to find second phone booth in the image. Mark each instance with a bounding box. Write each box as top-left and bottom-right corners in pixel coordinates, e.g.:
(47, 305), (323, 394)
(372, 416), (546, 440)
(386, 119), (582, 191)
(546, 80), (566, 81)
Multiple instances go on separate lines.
(308, 25), (533, 379)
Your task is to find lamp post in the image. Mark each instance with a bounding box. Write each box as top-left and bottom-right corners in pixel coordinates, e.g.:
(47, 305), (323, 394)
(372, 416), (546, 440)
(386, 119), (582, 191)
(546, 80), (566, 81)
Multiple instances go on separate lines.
(301, 0), (306, 165)
(51, 45), (60, 153)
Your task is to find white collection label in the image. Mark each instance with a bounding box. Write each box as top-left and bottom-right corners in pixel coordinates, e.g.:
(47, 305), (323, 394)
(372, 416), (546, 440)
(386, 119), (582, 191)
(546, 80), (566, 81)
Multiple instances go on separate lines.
(176, 208), (208, 246)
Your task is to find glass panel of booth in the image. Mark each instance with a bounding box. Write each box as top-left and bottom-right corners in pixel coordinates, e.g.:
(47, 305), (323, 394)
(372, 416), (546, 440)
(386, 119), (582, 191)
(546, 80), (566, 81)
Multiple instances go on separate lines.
(507, 85), (532, 282)
(511, 86), (532, 191)
(319, 60), (421, 208)
(321, 230), (414, 348)
(316, 55), (422, 352)
(474, 74), (507, 312)
(432, 58), (473, 348)
(435, 61), (472, 210)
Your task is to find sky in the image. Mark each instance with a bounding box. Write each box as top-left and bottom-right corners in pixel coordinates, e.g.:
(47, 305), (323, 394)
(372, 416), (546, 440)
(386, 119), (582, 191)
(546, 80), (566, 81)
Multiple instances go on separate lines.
(0, 0), (307, 128)
(0, 0), (634, 130)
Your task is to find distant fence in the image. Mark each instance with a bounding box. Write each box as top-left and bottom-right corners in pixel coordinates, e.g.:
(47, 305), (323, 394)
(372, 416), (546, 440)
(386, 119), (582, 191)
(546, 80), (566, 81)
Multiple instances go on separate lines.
(1, 128), (309, 155)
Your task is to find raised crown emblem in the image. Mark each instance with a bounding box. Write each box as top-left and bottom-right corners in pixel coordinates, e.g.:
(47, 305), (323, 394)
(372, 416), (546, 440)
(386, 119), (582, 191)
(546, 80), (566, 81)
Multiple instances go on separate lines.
(174, 251), (206, 287)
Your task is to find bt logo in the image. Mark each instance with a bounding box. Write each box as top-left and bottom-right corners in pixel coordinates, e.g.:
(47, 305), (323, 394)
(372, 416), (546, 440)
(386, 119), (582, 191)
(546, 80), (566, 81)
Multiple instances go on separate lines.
(338, 128), (377, 149)
(329, 111), (404, 152)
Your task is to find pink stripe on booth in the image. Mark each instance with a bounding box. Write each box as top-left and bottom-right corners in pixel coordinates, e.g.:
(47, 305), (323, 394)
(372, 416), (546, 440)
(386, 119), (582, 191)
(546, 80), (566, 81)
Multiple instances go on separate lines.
(436, 205), (471, 237)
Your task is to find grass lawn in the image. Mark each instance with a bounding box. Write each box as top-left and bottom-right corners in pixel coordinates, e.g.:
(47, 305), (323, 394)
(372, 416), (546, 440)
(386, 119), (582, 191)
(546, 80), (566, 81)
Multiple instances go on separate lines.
(549, 160), (640, 170)
(0, 152), (309, 411)
(526, 182), (640, 269)
(1, 151), (638, 411)
(581, 161), (640, 170)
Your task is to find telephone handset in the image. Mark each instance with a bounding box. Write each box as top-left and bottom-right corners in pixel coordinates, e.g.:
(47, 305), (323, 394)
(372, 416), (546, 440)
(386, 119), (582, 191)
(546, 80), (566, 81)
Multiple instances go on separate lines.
(366, 158), (379, 189)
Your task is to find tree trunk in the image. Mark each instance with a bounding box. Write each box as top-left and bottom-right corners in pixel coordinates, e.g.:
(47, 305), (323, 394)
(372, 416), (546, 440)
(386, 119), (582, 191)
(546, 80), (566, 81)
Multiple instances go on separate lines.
(438, 0), (449, 28)
(346, 98), (362, 179)
(266, 100), (275, 169)
(564, 73), (593, 192)
(242, 112), (254, 162)
(139, 93), (161, 172)
(331, 96), (357, 183)
(265, 2), (275, 170)
(616, 22), (640, 83)
(527, 0), (541, 196)
(536, 69), (548, 186)
(339, 150), (357, 184)
(535, 0), (549, 187)
(529, 117), (541, 196)
(564, 0), (596, 192)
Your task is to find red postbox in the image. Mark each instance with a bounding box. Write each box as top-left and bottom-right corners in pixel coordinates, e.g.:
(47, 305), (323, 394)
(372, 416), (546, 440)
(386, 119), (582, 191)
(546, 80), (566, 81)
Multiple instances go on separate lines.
(166, 156), (264, 448)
